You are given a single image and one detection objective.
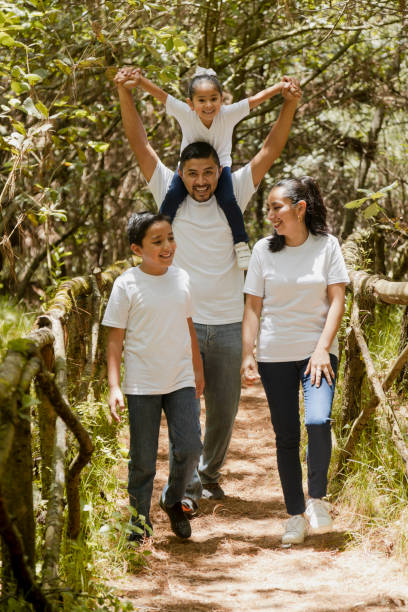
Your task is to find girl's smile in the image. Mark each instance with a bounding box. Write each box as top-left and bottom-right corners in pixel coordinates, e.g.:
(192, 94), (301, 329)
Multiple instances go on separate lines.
(187, 82), (222, 128)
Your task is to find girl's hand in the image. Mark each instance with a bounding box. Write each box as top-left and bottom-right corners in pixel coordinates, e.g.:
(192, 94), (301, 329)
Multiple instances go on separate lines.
(305, 348), (334, 388)
(114, 67), (142, 90)
(109, 386), (125, 422)
(281, 76), (302, 100)
(240, 354), (260, 386)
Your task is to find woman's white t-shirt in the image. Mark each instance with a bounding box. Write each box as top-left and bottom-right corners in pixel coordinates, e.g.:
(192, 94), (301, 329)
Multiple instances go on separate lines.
(166, 94), (250, 167)
(244, 233), (350, 362)
(102, 265), (195, 395)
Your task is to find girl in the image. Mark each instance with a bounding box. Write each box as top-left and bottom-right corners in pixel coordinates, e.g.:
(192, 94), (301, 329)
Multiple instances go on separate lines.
(102, 212), (204, 541)
(115, 66), (300, 269)
(241, 176), (349, 545)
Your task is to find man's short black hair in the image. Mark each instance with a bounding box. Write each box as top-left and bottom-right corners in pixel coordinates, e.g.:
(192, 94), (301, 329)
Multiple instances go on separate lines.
(179, 141), (220, 171)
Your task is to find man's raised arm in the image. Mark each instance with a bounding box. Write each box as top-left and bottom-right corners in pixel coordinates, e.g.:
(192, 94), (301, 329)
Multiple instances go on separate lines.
(250, 82), (301, 188)
(115, 69), (159, 183)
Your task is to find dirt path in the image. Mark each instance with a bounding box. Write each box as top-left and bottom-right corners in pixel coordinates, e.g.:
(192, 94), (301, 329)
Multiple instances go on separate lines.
(112, 384), (408, 612)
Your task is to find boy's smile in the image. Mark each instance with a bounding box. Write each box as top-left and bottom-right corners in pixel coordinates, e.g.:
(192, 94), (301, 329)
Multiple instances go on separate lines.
(131, 221), (176, 275)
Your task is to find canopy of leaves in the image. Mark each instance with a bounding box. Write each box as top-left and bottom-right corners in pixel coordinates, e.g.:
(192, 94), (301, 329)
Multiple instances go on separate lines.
(0, 0), (407, 299)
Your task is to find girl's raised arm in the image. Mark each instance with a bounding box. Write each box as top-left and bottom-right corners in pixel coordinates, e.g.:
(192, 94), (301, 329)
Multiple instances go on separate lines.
(248, 76), (301, 110)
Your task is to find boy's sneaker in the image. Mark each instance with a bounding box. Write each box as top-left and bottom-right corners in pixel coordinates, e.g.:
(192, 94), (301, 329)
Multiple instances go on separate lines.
(201, 483), (225, 500)
(159, 498), (191, 539)
(282, 514), (306, 545)
(127, 520), (153, 543)
(235, 242), (251, 270)
(181, 497), (198, 519)
(305, 498), (333, 534)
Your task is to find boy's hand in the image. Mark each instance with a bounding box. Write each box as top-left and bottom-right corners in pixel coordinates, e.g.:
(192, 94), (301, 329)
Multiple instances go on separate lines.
(114, 67), (142, 90)
(109, 386), (125, 422)
(194, 367), (205, 398)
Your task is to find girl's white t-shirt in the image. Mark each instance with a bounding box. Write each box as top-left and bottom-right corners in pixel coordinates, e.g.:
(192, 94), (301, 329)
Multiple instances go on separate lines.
(148, 160), (256, 324)
(244, 233), (349, 362)
(102, 265), (195, 395)
(166, 94), (250, 167)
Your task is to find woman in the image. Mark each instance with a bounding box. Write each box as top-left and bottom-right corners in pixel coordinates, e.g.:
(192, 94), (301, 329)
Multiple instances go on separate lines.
(241, 176), (349, 545)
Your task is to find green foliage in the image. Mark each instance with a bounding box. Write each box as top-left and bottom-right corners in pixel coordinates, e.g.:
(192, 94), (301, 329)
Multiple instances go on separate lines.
(1, 0), (407, 295)
(333, 303), (408, 556)
(344, 181), (398, 219)
(0, 297), (35, 358)
(59, 396), (149, 608)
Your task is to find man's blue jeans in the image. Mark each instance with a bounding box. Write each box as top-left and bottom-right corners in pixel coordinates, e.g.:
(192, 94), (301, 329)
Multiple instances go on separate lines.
(184, 322), (242, 501)
(126, 387), (202, 523)
(258, 355), (338, 516)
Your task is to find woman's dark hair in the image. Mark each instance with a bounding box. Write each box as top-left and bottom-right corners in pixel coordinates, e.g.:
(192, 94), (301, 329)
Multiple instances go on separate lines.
(127, 212), (171, 246)
(188, 74), (222, 99)
(268, 176), (329, 253)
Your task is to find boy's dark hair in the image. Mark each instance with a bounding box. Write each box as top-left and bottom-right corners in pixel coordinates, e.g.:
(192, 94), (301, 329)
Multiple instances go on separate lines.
(179, 141), (220, 171)
(127, 212), (171, 246)
(188, 74), (222, 99)
(268, 176), (329, 253)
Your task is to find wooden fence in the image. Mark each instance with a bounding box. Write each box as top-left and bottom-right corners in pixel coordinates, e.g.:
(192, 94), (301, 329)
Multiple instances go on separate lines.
(0, 259), (133, 611)
(0, 233), (407, 610)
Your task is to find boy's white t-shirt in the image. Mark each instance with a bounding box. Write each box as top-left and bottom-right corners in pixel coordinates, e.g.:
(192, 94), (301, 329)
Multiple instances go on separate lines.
(166, 95), (250, 166)
(102, 265), (195, 395)
(244, 233), (349, 362)
(148, 160), (256, 325)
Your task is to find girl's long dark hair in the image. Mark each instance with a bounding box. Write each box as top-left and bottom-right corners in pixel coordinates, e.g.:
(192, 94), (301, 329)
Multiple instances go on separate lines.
(268, 176), (329, 253)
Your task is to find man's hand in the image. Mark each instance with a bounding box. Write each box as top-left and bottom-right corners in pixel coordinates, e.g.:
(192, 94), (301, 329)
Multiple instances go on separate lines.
(281, 76), (302, 101)
(194, 367), (205, 399)
(109, 386), (125, 422)
(114, 67), (142, 90)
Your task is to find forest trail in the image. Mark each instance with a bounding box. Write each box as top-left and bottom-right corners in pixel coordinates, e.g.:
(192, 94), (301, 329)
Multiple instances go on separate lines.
(112, 384), (408, 612)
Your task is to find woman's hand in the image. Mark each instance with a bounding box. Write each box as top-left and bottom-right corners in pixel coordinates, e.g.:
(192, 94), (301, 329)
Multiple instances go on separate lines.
(305, 347), (334, 388)
(241, 354), (260, 386)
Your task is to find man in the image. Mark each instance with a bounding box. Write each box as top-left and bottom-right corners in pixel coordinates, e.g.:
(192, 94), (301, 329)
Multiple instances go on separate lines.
(114, 67), (301, 512)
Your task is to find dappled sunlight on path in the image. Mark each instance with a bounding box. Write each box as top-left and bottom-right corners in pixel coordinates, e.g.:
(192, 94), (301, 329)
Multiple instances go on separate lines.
(112, 385), (408, 611)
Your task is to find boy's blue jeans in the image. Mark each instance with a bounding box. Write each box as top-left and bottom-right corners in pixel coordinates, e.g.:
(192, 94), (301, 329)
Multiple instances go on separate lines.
(159, 166), (249, 244)
(126, 387), (202, 524)
(258, 355), (338, 516)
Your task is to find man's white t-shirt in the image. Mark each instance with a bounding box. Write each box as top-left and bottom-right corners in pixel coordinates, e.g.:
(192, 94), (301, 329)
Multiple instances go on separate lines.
(102, 265), (195, 395)
(244, 233), (349, 362)
(166, 95), (250, 167)
(148, 160), (256, 325)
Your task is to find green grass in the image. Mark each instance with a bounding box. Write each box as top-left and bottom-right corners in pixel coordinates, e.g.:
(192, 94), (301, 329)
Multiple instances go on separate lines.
(332, 301), (408, 558)
(0, 296), (36, 359)
(58, 397), (150, 610)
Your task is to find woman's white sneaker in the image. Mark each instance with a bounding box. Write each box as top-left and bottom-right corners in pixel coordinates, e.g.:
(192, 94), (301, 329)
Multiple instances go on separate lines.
(305, 498), (333, 533)
(282, 514), (306, 544)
